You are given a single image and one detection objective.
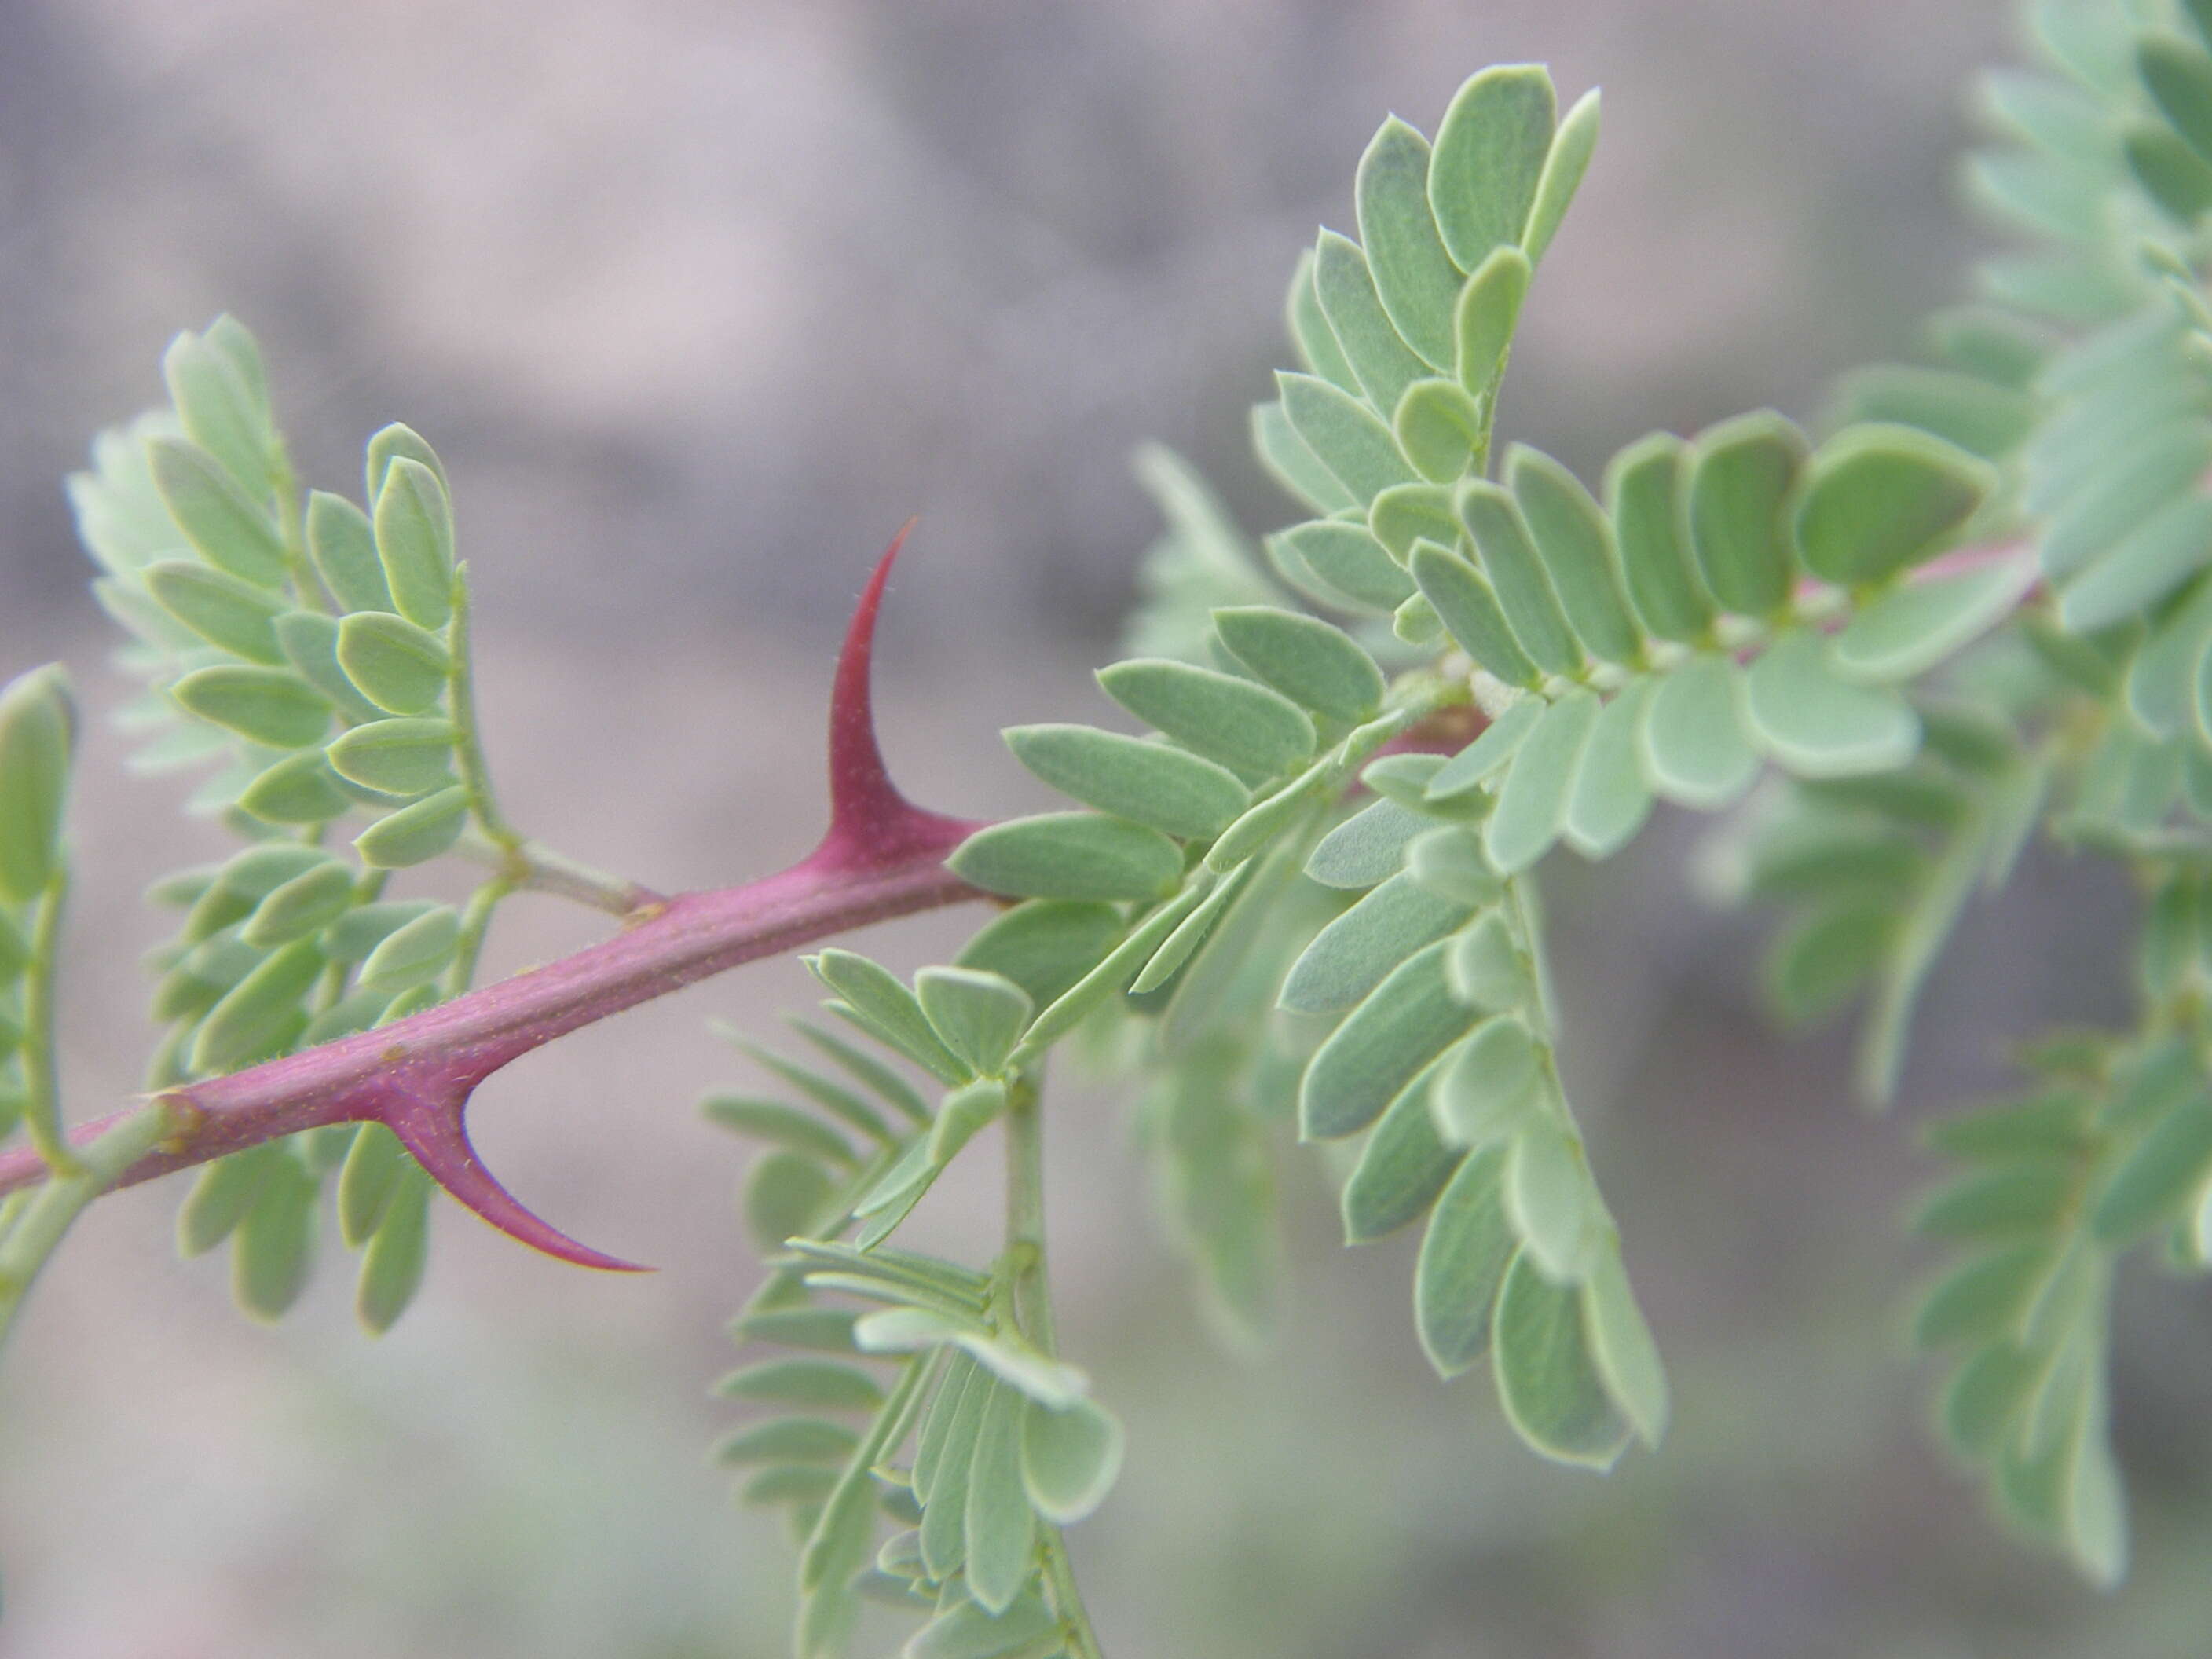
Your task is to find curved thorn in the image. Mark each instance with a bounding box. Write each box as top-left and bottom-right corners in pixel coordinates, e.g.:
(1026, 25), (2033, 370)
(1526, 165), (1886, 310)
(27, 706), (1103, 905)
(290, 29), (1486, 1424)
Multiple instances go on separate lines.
(382, 1086), (649, 1273)
(815, 522), (986, 870)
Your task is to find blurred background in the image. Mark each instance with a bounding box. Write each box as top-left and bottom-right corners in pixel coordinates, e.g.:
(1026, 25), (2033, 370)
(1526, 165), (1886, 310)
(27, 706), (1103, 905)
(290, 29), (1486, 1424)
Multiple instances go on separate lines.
(0, 0), (2202, 1655)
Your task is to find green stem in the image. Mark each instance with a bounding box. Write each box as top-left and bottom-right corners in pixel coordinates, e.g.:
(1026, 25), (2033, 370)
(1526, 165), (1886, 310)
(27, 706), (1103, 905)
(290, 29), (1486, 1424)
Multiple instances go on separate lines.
(21, 868), (78, 1177)
(445, 876), (517, 999)
(445, 564), (521, 854)
(453, 829), (657, 917)
(1002, 1074), (1105, 1659)
(0, 1101), (177, 1349)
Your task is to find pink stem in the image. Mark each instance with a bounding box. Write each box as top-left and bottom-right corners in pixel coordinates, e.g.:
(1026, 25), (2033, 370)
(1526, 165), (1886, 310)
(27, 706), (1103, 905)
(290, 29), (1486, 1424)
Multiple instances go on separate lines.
(0, 533), (991, 1269)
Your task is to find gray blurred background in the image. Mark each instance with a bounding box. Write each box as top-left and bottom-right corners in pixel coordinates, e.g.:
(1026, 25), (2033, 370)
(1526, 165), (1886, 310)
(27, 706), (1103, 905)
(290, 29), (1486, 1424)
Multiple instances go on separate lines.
(1, 2), (2203, 1656)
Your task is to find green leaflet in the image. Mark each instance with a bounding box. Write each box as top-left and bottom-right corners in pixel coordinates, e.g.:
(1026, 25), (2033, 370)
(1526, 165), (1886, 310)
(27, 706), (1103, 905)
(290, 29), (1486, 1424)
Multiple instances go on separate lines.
(234, 753), (352, 830)
(2126, 123), (2212, 221)
(1491, 1250), (1632, 1469)
(1431, 1014), (1540, 1144)
(736, 1464), (835, 1510)
(915, 1079), (1013, 1167)
(1278, 371), (1417, 504)
(1408, 540), (1543, 687)
(1639, 655), (1759, 809)
(713, 1416), (862, 1467)
(1942, 1341), (2043, 1462)
(1457, 480), (1583, 675)
(337, 611), (452, 716)
(1604, 432), (1714, 643)
(2090, 1093), (2212, 1243)
(1916, 1163), (2075, 1238)
(947, 812), (1181, 904)
(1269, 520), (1414, 612)
(1361, 752), (1449, 805)
(742, 1152), (837, 1254)
(1580, 1245), (1668, 1447)
(1922, 1092), (2093, 1163)
(2059, 496), (2212, 632)
(1368, 482), (1460, 562)
(240, 862), (356, 948)
(171, 665), (331, 750)
(1685, 412), (1806, 618)
(327, 717), (460, 797)
(1763, 900), (1893, 1025)
(1506, 1119), (1602, 1283)
(353, 786), (469, 868)
(1254, 400), (1361, 516)
(1002, 724), (1247, 840)
(1211, 606), (1385, 723)
(0, 666), (73, 903)
(1356, 117), (1461, 369)
(1455, 247), (1530, 398)
(1524, 87), (1601, 266)
(231, 1152), (319, 1321)
(355, 1166), (430, 1335)
(1414, 1144), (1516, 1375)
(1342, 1058), (1465, 1243)
(178, 1145), (280, 1256)
(322, 899), (440, 963)
(1508, 447), (1643, 666)
(163, 327), (273, 496)
(1838, 363), (2038, 460)
(1142, 1033), (1281, 1347)
(810, 950), (969, 1085)
(146, 436), (287, 587)
(906, 1591), (1060, 1659)
(1793, 424), (1994, 586)
(2126, 573), (2212, 735)
(1393, 378), (1485, 482)
(731, 1306), (861, 1354)
(2143, 31), (2212, 162)
(954, 901), (1124, 1012)
(914, 1351), (979, 1507)
(1096, 657), (1317, 781)
(337, 1122), (410, 1247)
(717, 1358), (885, 1413)
(190, 939), (324, 1071)
(143, 561), (287, 663)
(367, 423), (449, 501)
(1923, 304), (2053, 390)
(1741, 630), (1921, 778)
(1428, 64), (1556, 269)
(703, 1097), (858, 1166)
(1830, 558), (2040, 683)
(1912, 1242), (2054, 1349)
(306, 490), (394, 613)
(933, 1380), (1004, 1601)
(915, 968), (1032, 1079)
(357, 904), (460, 993)
(1562, 678), (1655, 859)
(1426, 698), (1542, 803)
(1203, 764), (1331, 872)
(1284, 247), (1361, 394)
(1278, 873), (1471, 1014)
(1019, 1394), (1124, 1525)
(372, 458), (456, 630)
(274, 610), (386, 726)
(1312, 230), (1429, 418)
(1298, 939), (1476, 1140)
(1485, 688), (1599, 873)
(1306, 797), (1434, 890)
(852, 1308), (1087, 1408)
(1404, 825), (1503, 907)
(743, 1048), (896, 1145)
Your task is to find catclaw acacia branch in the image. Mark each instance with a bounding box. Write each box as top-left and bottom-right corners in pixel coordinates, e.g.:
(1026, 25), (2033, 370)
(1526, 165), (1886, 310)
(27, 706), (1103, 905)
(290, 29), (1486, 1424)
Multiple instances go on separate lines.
(0, 529), (992, 1269)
